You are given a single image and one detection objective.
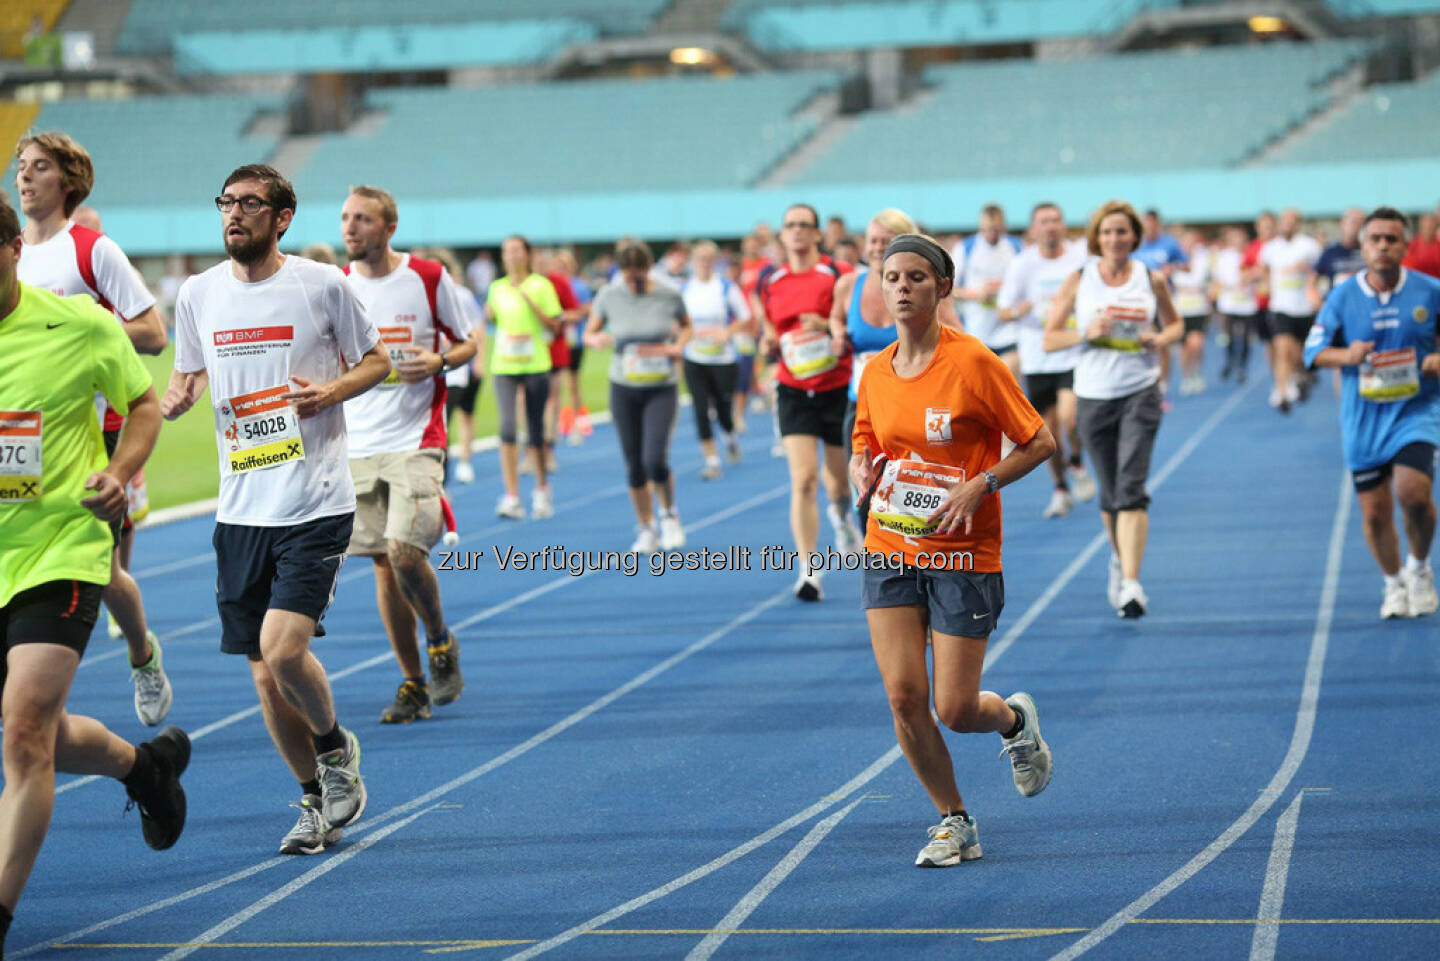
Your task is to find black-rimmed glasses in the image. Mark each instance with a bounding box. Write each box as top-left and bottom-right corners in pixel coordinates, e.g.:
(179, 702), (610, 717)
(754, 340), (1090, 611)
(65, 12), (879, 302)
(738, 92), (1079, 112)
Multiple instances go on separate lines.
(215, 195), (276, 215)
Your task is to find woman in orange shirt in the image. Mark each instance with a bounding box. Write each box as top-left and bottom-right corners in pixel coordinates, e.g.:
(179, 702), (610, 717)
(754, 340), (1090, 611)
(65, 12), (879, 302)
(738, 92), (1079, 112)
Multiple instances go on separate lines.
(851, 234), (1056, 868)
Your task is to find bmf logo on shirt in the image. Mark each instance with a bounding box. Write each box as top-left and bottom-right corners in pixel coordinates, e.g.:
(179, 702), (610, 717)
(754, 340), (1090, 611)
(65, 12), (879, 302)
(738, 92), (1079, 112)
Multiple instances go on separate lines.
(213, 326), (295, 359)
(925, 407), (952, 445)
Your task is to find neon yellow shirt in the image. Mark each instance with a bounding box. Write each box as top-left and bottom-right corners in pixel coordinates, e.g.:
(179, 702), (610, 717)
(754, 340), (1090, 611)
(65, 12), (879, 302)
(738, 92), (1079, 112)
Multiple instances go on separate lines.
(0, 284), (151, 606)
(486, 273), (559, 375)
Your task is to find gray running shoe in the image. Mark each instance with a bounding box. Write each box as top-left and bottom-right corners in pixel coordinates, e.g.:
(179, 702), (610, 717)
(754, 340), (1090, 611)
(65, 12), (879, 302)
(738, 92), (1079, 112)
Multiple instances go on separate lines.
(428, 633), (464, 706)
(316, 728), (366, 828)
(131, 632), (174, 727)
(380, 679), (432, 723)
(915, 813), (981, 867)
(1000, 692), (1053, 797)
(279, 794), (341, 855)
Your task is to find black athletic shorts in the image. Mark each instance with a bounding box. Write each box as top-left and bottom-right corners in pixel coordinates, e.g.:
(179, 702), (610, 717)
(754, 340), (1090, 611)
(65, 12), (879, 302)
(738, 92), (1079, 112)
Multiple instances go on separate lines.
(1352, 442), (1439, 493)
(777, 383), (848, 447)
(213, 513), (352, 655)
(1271, 312), (1315, 341)
(1024, 370), (1074, 413)
(566, 341), (585, 374)
(1254, 309), (1273, 342)
(1182, 315), (1210, 336)
(0, 580), (103, 690)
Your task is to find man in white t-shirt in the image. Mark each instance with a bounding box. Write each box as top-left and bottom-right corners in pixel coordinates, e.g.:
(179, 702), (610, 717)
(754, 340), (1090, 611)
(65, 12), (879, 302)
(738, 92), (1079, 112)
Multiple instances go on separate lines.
(998, 202), (1096, 518)
(953, 204), (1022, 377)
(14, 130), (174, 728)
(161, 164), (391, 856)
(339, 185), (476, 724)
(1260, 207), (1322, 411)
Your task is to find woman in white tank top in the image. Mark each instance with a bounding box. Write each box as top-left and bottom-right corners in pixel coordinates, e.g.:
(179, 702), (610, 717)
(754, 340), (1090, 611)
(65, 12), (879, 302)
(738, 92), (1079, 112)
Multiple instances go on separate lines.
(1042, 201), (1183, 619)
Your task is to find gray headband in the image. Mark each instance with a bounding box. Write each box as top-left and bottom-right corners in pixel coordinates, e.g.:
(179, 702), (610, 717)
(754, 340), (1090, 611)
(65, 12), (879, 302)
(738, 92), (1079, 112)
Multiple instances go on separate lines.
(883, 234), (954, 281)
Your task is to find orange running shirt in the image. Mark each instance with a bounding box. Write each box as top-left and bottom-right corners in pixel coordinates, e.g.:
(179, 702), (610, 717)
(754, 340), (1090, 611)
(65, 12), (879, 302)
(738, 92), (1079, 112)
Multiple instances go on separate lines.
(852, 326), (1043, 572)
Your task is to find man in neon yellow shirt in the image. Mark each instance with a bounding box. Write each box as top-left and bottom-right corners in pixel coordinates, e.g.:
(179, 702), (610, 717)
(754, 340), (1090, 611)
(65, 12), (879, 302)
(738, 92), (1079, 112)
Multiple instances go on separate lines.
(0, 195), (189, 952)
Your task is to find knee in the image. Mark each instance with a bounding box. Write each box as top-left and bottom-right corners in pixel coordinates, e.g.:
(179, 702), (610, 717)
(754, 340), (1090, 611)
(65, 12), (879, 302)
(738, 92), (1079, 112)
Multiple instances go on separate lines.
(627, 464), (648, 489)
(2, 709), (56, 775)
(387, 543), (427, 581)
(1395, 480), (1435, 517)
(646, 459), (670, 485)
(793, 470), (820, 500)
(1360, 499), (1393, 532)
(935, 694), (982, 734)
(886, 684), (931, 729)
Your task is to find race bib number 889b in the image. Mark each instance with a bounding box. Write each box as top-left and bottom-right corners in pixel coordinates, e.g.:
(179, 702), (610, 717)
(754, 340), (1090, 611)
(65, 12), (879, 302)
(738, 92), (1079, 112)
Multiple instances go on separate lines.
(869, 458), (966, 538)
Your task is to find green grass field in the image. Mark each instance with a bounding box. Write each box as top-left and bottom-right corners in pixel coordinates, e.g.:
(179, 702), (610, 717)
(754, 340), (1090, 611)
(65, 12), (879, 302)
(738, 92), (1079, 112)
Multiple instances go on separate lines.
(137, 345), (616, 511)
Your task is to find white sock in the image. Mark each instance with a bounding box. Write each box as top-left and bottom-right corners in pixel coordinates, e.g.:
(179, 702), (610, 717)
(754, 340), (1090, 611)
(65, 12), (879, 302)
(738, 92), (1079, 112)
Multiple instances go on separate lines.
(1405, 554), (1427, 573)
(1384, 572), (1403, 589)
(1121, 577), (1141, 591)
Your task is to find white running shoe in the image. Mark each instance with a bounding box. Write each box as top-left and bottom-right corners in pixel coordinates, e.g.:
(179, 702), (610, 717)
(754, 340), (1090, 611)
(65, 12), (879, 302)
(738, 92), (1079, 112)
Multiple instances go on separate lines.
(914, 813), (981, 868)
(1068, 465), (1097, 502)
(279, 794), (341, 855)
(794, 570), (823, 602)
(1404, 565), (1438, 616)
(453, 460), (475, 485)
(495, 493), (525, 520)
(700, 459), (723, 481)
(131, 632), (174, 727)
(107, 611), (123, 639)
(1107, 554), (1123, 609)
(770, 441), (785, 458)
(1381, 579), (1412, 619)
(1117, 578), (1148, 619)
(630, 524), (660, 555)
(531, 487), (554, 520)
(1042, 488), (1073, 519)
(1000, 692), (1053, 797)
(659, 512), (685, 551)
(1268, 386), (1285, 409)
(826, 503), (863, 557)
(316, 728), (366, 828)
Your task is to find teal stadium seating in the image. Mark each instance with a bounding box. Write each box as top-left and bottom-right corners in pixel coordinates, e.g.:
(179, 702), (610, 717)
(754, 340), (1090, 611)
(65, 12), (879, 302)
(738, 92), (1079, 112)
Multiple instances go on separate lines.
(1268, 71), (1440, 163)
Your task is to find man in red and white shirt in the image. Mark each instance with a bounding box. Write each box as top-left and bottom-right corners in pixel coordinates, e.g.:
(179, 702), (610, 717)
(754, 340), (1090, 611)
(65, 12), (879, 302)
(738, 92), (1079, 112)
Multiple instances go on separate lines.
(14, 130), (173, 727)
(340, 186), (476, 724)
(756, 202), (856, 601)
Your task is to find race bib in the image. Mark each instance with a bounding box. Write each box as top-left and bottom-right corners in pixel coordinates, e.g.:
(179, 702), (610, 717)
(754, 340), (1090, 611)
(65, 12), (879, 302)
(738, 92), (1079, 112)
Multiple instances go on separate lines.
(869, 458), (967, 538)
(1089, 305), (1148, 353)
(622, 343), (674, 385)
(1279, 270), (1305, 292)
(1359, 347), (1420, 403)
(1176, 290), (1208, 316)
(853, 350), (881, 387)
(497, 333), (534, 364)
(0, 410), (43, 503)
(692, 327), (729, 358)
(733, 332), (757, 356)
(379, 326), (412, 386)
(779, 329), (836, 380)
(218, 386), (305, 474)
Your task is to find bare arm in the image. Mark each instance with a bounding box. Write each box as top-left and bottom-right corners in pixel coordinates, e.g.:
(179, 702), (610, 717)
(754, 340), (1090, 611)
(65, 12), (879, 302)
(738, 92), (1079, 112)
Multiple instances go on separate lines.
(283, 342), (391, 417)
(1143, 273), (1186, 350)
(930, 424), (1057, 536)
(1042, 272), (1084, 352)
(121, 305), (169, 355)
(82, 386), (160, 521)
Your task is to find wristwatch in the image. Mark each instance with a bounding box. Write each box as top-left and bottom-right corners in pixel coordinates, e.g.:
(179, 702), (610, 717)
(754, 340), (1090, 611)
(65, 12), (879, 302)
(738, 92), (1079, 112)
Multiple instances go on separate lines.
(983, 470), (1000, 495)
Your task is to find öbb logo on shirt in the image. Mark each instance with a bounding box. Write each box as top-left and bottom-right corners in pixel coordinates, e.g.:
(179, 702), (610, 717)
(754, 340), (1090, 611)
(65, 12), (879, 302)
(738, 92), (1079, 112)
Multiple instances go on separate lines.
(213, 326), (295, 346)
(925, 407), (952, 445)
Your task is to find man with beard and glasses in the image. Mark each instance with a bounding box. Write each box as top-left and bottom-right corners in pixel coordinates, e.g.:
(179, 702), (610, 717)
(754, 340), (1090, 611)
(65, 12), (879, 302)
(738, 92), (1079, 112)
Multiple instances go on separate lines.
(161, 164), (390, 855)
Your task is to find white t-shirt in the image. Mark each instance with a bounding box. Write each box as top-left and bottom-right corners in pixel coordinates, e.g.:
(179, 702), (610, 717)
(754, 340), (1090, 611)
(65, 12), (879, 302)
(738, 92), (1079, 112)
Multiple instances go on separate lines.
(445, 289), (485, 388)
(681, 274), (750, 366)
(954, 233), (1021, 349)
(1073, 259), (1160, 400)
(1213, 248), (1258, 316)
(998, 240), (1088, 375)
(1261, 234), (1322, 317)
(1171, 246), (1212, 318)
(342, 255), (473, 458)
(174, 256), (379, 527)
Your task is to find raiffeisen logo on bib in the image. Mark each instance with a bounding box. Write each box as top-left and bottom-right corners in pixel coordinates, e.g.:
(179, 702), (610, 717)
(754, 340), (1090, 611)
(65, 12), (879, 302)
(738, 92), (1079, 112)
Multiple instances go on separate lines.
(214, 326), (295, 358)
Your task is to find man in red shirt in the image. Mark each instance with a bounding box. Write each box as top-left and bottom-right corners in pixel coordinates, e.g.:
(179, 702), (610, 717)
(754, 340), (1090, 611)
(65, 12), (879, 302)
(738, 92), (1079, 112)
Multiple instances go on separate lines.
(756, 203), (857, 601)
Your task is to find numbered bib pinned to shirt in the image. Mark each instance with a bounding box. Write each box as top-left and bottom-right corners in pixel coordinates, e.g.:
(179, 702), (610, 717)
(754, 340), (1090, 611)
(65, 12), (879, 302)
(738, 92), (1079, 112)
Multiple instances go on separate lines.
(218, 386), (305, 474)
(1359, 348), (1420, 403)
(497, 333), (535, 364)
(379, 326), (412, 386)
(0, 410), (43, 503)
(869, 458), (966, 538)
(1089, 305), (1148, 353)
(622, 343), (674, 385)
(691, 327), (729, 358)
(779, 329), (837, 380)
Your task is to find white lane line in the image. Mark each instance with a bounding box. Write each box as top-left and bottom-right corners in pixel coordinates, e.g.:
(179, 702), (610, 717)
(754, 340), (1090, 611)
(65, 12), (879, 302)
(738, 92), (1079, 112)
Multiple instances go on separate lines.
(686, 795), (869, 961)
(155, 803), (449, 961)
(1250, 790), (1306, 961)
(1049, 470), (1350, 961)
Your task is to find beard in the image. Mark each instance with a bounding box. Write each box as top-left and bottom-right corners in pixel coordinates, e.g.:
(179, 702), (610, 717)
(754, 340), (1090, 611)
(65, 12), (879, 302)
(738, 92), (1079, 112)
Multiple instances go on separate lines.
(224, 228), (272, 265)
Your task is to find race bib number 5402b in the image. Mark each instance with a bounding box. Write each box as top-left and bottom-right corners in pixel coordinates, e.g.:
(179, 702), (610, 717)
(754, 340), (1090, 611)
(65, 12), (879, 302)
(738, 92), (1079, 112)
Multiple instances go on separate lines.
(219, 386), (305, 474)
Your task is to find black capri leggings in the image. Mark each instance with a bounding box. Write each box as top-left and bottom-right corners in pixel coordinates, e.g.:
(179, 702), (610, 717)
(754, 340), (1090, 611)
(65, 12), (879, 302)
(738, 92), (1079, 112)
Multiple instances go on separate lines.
(611, 382), (679, 488)
(494, 372), (550, 446)
(682, 359), (737, 442)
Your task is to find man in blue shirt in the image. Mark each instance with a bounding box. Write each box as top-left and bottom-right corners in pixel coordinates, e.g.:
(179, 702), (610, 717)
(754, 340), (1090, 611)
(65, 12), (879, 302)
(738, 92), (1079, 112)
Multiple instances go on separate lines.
(1314, 207), (1367, 299)
(1136, 210), (1187, 401)
(1305, 206), (1440, 619)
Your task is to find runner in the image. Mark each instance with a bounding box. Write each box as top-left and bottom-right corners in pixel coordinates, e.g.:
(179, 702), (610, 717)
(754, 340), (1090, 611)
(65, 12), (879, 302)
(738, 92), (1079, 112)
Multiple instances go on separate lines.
(338, 187), (476, 723)
(852, 233), (1056, 868)
(552, 248), (594, 446)
(1135, 209), (1187, 403)
(953, 204), (1021, 377)
(417, 247), (487, 486)
(680, 240), (752, 480)
(1043, 200), (1184, 618)
(1212, 225), (1262, 383)
(537, 252), (583, 473)
(1304, 206), (1440, 619)
(485, 236), (559, 520)
(1260, 207), (1322, 412)
(997, 202), (1096, 519)
(161, 164), (384, 854)
(756, 203), (856, 599)
(1173, 229), (1213, 395)
(585, 241), (690, 552)
(13, 131), (174, 726)
(0, 194), (188, 953)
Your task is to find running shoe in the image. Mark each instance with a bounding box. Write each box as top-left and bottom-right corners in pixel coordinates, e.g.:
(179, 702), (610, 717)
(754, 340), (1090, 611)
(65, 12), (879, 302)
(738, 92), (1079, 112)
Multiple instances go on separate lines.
(316, 728), (366, 828)
(1405, 565), (1438, 617)
(132, 632), (174, 727)
(567, 431), (584, 447)
(428, 632), (465, 705)
(379, 680), (432, 724)
(1068, 465), (1097, 502)
(453, 460), (475, 485)
(1042, 488), (1073, 519)
(794, 570), (823, 602)
(659, 512), (686, 551)
(1000, 692), (1053, 797)
(531, 487), (554, 520)
(914, 813), (981, 868)
(630, 524), (660, 555)
(495, 493), (525, 520)
(770, 441), (785, 458)
(576, 407), (593, 437)
(1117, 579), (1148, 619)
(725, 436), (743, 464)
(558, 405), (575, 437)
(107, 611), (123, 639)
(125, 725), (190, 850)
(1107, 554), (1123, 610)
(1381, 579), (1412, 619)
(700, 459), (723, 481)
(279, 794), (341, 855)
